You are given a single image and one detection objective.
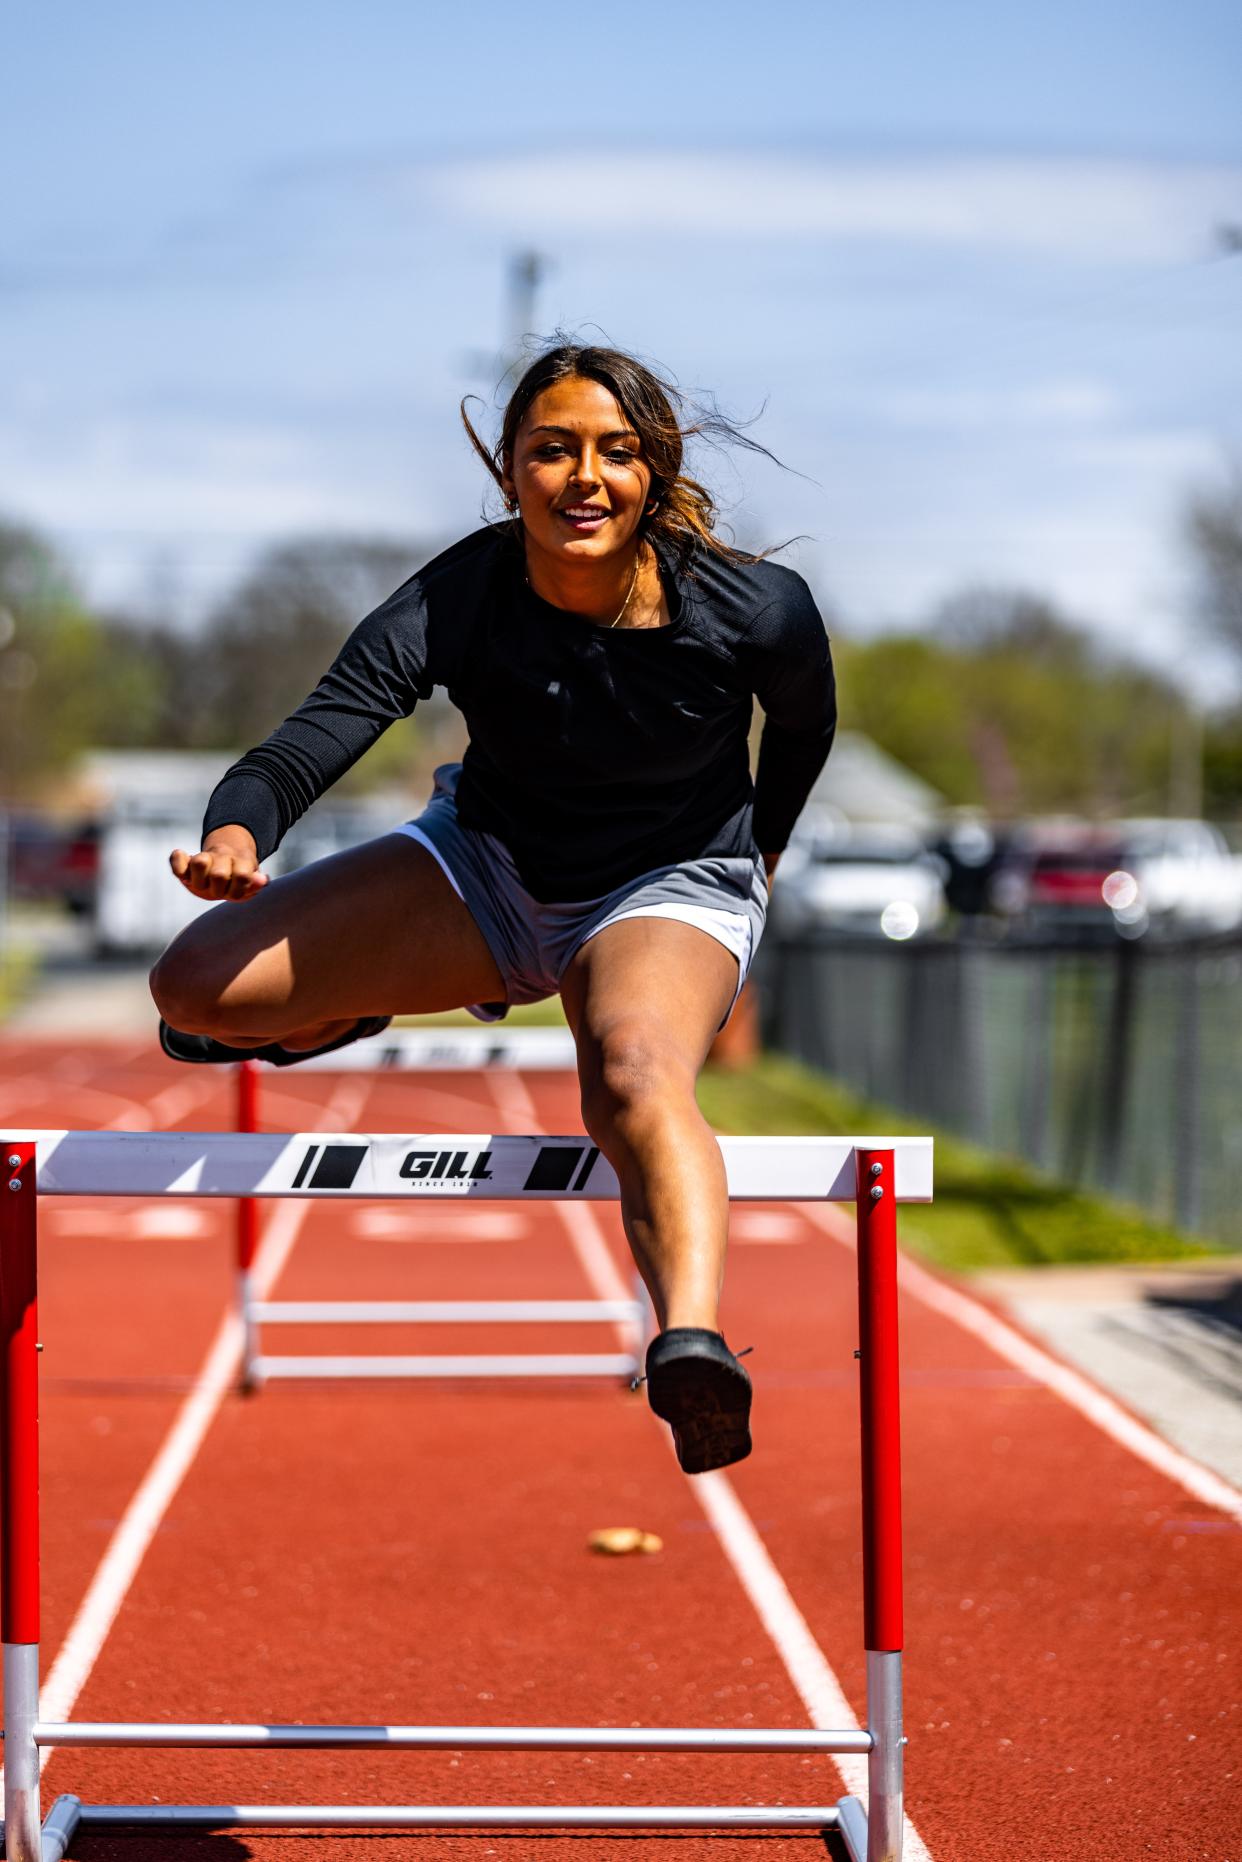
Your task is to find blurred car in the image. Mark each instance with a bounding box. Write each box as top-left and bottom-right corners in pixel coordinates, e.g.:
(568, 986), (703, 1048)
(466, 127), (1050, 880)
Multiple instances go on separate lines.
(992, 818), (1242, 941)
(5, 813), (100, 917)
(770, 824), (948, 941)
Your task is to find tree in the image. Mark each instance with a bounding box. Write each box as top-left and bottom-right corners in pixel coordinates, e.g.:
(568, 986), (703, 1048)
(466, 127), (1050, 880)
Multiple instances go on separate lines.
(0, 519), (162, 799)
(1185, 468), (1242, 672)
(184, 535), (429, 750)
(834, 585), (1199, 819)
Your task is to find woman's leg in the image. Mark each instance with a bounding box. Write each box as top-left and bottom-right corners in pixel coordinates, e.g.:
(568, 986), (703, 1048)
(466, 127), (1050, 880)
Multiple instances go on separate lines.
(150, 835), (506, 1042)
(559, 916), (740, 1333)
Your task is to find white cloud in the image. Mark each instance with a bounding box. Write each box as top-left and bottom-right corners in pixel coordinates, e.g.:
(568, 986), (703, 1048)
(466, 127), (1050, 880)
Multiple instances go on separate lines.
(410, 149), (1242, 264)
(1067, 427), (1226, 477)
(872, 378), (1123, 430)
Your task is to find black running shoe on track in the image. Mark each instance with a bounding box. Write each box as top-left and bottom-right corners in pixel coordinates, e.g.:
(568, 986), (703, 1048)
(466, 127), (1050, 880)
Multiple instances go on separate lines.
(644, 1328), (753, 1475)
(158, 1016), (392, 1068)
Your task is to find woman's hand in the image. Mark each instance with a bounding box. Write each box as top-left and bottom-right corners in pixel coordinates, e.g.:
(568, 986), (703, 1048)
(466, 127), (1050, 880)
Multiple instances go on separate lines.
(169, 826), (269, 902)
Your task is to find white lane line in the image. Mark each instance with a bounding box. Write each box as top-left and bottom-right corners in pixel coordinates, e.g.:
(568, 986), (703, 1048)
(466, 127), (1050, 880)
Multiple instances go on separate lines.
(350, 1208), (530, 1242)
(46, 1082), (155, 1130)
(485, 1070), (634, 1314)
(802, 1203), (1242, 1526)
(258, 1077), (499, 1133)
(29, 1075), (370, 1769)
(489, 1070), (933, 1854)
(694, 1470), (932, 1861)
(47, 1204), (212, 1241)
(142, 1074), (227, 1127)
(0, 1046), (149, 1114)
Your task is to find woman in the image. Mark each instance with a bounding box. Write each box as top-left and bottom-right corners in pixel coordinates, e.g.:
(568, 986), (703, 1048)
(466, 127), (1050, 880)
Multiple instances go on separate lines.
(151, 342), (836, 1474)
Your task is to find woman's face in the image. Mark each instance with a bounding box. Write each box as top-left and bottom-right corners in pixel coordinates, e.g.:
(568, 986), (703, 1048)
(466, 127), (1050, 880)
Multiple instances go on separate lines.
(505, 376), (653, 567)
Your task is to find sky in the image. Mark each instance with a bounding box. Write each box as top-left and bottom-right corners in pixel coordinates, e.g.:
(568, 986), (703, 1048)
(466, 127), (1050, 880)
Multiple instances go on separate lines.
(4, 0), (1241, 694)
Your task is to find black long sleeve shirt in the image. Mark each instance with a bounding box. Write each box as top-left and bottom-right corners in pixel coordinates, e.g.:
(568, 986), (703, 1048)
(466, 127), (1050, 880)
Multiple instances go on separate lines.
(203, 525), (836, 901)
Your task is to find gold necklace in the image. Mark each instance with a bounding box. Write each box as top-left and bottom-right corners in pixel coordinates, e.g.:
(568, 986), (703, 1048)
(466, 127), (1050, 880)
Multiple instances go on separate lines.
(608, 553), (642, 629)
(523, 549), (643, 629)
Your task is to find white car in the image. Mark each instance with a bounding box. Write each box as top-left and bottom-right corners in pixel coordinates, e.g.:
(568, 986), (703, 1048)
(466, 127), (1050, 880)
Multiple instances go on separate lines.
(1104, 818), (1242, 939)
(770, 824), (948, 941)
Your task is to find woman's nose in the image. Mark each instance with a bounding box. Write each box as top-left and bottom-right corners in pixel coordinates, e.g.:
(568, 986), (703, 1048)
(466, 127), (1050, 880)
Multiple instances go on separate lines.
(570, 448), (600, 486)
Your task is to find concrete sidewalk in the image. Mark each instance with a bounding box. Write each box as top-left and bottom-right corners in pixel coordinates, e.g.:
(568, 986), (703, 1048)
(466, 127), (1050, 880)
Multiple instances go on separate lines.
(974, 1258), (1242, 1490)
(6, 963), (156, 1039)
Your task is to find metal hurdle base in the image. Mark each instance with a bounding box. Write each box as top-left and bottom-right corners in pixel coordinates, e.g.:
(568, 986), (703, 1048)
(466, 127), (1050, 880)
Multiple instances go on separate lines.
(239, 1289), (653, 1390)
(9, 1676), (901, 1860)
(33, 1794), (865, 1847)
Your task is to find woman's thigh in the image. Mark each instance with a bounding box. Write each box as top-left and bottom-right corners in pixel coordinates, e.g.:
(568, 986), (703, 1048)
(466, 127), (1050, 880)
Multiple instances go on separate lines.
(560, 916), (739, 1093)
(151, 834), (507, 1032)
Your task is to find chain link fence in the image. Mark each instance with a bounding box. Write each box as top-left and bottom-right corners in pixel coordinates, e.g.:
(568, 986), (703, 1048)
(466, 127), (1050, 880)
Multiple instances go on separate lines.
(760, 934), (1242, 1248)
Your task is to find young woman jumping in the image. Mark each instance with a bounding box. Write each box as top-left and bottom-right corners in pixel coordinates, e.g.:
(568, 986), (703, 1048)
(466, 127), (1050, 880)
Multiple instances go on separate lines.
(150, 341), (836, 1474)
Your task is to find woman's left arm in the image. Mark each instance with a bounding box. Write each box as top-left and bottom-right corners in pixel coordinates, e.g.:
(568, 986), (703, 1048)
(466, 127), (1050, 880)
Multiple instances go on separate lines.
(749, 574), (838, 878)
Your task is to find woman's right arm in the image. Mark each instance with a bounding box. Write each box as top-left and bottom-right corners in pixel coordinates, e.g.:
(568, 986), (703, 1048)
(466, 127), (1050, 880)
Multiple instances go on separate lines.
(170, 568), (438, 902)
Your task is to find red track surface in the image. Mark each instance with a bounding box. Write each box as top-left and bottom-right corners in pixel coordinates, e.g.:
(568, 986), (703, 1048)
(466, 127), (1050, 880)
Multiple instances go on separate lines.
(1, 1037), (1238, 1860)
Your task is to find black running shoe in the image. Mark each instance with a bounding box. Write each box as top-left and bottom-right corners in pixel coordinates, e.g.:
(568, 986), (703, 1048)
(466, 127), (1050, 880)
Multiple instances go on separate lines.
(158, 1016), (392, 1068)
(644, 1328), (753, 1475)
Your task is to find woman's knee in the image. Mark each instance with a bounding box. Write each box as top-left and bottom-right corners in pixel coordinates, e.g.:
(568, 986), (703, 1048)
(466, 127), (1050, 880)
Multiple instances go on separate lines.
(148, 911), (259, 1033)
(579, 1022), (695, 1141)
(149, 939), (215, 1032)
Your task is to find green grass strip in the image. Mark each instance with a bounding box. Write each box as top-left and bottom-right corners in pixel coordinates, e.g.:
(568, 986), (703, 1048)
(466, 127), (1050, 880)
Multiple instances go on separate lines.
(697, 1051), (1214, 1272)
(393, 999), (569, 1029)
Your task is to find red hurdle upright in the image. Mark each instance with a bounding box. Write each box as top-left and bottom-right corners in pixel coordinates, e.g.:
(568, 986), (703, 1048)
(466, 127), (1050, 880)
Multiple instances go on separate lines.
(2, 1128), (922, 1860)
(234, 1060), (261, 1388)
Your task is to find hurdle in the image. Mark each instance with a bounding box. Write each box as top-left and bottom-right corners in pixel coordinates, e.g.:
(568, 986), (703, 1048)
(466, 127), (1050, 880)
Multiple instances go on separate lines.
(2, 1127), (930, 1859)
(233, 1026), (653, 1389)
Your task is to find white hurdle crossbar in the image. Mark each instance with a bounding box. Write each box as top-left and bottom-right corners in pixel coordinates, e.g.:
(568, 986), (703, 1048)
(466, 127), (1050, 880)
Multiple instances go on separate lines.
(233, 1031), (655, 1387)
(2, 1128), (929, 1860)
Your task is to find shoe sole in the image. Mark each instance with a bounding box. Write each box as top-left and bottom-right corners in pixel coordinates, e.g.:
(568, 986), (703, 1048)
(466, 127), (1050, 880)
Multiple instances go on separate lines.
(646, 1353), (752, 1475)
(159, 1017), (391, 1068)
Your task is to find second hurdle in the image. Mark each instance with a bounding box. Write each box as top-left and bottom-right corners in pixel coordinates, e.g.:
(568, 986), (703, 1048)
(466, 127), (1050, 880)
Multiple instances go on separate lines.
(232, 1024), (657, 1388)
(2, 1124), (931, 1862)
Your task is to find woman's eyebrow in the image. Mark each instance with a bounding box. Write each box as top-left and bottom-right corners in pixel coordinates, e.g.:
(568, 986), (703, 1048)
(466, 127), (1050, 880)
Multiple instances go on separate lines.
(529, 424), (640, 441)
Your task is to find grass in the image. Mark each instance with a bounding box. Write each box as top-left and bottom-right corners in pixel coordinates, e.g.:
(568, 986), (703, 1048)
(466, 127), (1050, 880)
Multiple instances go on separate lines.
(394, 999), (569, 1029)
(0, 940), (37, 1025)
(696, 1050), (1215, 1274)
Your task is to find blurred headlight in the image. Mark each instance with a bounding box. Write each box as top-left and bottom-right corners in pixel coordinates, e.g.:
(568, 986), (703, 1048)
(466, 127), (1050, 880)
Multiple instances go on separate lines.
(880, 901), (920, 941)
(1102, 870), (1139, 909)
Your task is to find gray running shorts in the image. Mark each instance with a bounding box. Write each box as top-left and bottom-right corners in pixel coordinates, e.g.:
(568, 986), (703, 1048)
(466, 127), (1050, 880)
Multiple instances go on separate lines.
(396, 763), (768, 1025)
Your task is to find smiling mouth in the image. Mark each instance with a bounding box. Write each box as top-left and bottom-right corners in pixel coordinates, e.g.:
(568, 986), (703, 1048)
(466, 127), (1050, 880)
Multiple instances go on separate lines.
(558, 506), (610, 524)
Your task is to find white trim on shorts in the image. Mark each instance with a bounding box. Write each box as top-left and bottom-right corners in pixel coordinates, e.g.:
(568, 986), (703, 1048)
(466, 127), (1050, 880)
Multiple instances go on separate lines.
(581, 902), (753, 976)
(398, 822), (465, 899)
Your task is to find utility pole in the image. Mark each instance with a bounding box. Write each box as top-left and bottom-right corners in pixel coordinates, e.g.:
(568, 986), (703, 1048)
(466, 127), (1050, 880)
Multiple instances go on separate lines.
(461, 249), (550, 388)
(1170, 700), (1204, 819)
(501, 248), (547, 381)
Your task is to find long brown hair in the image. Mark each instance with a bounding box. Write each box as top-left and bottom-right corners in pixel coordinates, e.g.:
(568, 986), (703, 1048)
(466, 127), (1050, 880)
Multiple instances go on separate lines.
(461, 340), (784, 569)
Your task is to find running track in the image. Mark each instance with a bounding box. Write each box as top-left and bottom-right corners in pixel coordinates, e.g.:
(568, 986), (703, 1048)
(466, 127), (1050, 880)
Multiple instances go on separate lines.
(1, 1037), (1238, 1860)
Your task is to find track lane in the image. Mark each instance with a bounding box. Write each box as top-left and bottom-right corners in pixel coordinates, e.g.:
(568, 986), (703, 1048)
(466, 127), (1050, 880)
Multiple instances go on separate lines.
(6, 1041), (1238, 1858)
(4, 1045), (241, 1669)
(508, 1070), (1240, 1858)
(31, 1056), (859, 1859)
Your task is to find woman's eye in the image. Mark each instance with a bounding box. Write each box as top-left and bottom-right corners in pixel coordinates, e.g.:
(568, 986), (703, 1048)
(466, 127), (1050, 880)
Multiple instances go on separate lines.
(606, 450), (638, 464)
(536, 444), (567, 458)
